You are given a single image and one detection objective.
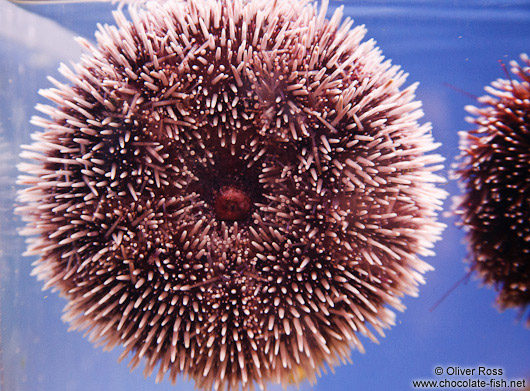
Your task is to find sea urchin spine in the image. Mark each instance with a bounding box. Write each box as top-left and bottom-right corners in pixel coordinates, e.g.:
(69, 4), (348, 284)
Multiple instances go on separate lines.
(454, 54), (530, 326)
(17, 0), (446, 389)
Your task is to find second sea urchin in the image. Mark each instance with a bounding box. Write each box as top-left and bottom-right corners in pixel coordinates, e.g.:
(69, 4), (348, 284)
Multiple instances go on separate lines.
(17, 0), (446, 389)
(454, 54), (530, 325)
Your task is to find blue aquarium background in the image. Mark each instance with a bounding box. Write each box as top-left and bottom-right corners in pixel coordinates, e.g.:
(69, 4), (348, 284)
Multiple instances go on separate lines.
(0, 0), (529, 390)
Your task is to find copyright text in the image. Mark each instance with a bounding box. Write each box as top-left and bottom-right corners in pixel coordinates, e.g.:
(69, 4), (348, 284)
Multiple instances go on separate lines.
(412, 366), (526, 389)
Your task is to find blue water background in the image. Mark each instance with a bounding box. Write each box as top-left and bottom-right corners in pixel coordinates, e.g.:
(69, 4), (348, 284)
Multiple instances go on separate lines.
(0, 1), (529, 390)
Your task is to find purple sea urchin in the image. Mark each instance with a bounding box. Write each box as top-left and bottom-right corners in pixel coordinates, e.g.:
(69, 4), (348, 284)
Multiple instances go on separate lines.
(454, 54), (530, 326)
(17, 0), (446, 389)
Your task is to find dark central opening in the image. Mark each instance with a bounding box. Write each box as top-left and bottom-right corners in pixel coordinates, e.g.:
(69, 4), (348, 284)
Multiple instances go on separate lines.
(189, 148), (263, 223)
(214, 186), (252, 221)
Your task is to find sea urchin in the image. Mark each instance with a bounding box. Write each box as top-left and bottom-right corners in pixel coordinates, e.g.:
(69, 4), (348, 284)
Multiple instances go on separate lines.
(454, 54), (530, 326)
(17, 0), (446, 389)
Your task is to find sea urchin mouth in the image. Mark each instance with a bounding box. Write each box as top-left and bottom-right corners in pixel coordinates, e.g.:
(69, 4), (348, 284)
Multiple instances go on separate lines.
(214, 186), (252, 221)
(17, 0), (446, 390)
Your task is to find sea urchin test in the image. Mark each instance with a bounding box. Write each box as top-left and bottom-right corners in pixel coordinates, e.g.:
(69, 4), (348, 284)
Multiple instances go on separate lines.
(17, 0), (446, 389)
